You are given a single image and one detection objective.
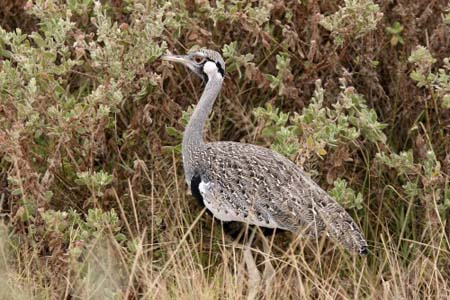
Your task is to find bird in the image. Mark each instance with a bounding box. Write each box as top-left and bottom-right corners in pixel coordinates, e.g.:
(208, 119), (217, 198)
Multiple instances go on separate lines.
(162, 48), (368, 256)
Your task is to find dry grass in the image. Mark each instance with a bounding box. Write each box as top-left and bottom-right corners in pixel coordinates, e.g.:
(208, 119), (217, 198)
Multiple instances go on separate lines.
(2, 163), (449, 299)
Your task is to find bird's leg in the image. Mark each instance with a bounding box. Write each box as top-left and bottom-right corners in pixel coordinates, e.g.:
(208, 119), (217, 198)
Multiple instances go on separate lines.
(260, 233), (275, 285)
(244, 227), (261, 300)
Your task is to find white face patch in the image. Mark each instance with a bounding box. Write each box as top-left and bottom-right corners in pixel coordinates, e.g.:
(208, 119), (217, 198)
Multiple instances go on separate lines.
(203, 61), (219, 76)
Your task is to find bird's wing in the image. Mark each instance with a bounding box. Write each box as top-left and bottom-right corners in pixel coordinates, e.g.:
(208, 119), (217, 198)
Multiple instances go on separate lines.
(193, 141), (367, 254)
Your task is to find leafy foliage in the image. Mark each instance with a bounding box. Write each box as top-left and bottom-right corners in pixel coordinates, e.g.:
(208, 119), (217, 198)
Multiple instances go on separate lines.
(319, 0), (383, 46)
(386, 21), (404, 46)
(409, 46), (450, 109)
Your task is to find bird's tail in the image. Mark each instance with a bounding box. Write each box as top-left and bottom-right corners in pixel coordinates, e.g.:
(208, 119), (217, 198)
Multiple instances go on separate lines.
(318, 201), (368, 255)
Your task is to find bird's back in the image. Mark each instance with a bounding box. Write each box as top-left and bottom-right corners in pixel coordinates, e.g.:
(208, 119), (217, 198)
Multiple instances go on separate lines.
(186, 141), (368, 255)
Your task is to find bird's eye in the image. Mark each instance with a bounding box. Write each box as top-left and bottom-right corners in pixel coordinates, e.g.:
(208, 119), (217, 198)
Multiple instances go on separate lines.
(194, 56), (205, 64)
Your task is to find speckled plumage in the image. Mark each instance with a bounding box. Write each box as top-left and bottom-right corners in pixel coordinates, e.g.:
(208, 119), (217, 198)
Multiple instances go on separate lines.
(163, 49), (368, 255)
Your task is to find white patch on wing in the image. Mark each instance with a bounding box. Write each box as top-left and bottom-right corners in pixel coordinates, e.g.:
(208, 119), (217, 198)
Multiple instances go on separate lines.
(199, 180), (235, 222)
(198, 181), (212, 199)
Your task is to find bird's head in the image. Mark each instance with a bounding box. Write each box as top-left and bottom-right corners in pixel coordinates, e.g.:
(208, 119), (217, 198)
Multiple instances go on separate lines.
(162, 49), (225, 82)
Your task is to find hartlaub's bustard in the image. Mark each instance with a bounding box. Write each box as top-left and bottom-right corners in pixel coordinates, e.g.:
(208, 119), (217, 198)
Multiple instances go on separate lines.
(162, 49), (368, 255)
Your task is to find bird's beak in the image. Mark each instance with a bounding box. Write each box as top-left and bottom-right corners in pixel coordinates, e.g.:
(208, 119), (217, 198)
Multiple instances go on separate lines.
(161, 54), (190, 66)
(161, 53), (203, 80)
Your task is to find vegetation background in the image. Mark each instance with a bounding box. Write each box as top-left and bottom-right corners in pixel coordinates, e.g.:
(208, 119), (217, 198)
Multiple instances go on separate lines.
(0, 0), (449, 299)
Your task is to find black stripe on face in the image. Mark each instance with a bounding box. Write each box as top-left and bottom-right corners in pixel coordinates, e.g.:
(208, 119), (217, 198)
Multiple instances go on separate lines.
(216, 62), (225, 77)
(203, 58), (224, 78)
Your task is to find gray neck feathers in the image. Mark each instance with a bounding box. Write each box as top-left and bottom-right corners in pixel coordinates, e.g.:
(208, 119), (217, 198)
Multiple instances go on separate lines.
(182, 74), (223, 150)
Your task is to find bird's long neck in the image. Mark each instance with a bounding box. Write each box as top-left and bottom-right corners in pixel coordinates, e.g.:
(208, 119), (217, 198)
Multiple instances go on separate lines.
(182, 74), (223, 149)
